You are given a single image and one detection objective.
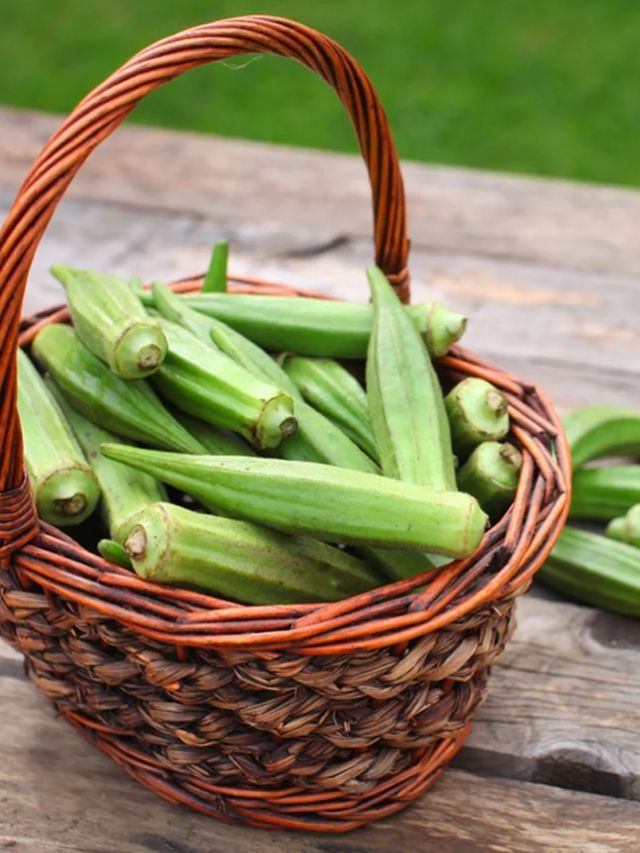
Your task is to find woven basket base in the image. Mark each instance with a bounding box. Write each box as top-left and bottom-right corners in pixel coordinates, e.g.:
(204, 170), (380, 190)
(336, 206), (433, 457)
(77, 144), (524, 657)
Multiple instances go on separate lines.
(2, 548), (517, 831)
(66, 711), (471, 832)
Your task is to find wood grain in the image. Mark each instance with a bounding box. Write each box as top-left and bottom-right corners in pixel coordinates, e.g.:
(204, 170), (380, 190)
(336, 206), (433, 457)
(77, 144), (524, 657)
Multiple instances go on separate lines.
(3, 105), (640, 277)
(1, 660), (638, 852)
(458, 596), (640, 800)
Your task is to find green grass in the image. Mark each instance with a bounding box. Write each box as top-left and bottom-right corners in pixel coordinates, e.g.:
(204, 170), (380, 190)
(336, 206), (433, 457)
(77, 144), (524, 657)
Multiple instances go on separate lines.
(2, 1), (640, 186)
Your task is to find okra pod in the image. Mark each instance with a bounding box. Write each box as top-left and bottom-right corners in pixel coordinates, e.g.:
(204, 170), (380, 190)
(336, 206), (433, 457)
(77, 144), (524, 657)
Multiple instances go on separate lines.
(46, 377), (167, 543)
(202, 240), (229, 293)
(31, 324), (204, 454)
(152, 319), (297, 449)
(606, 505), (640, 548)
(366, 266), (457, 490)
(124, 502), (377, 604)
(282, 355), (379, 462)
(152, 284), (378, 472)
(176, 412), (256, 457)
(51, 265), (167, 379)
(538, 526), (640, 616)
(101, 446), (488, 557)
(444, 378), (510, 458)
(563, 406), (640, 468)
(145, 292), (467, 358)
(17, 349), (100, 526)
(98, 538), (133, 570)
(355, 547), (446, 581)
(457, 441), (522, 521)
(570, 465), (640, 521)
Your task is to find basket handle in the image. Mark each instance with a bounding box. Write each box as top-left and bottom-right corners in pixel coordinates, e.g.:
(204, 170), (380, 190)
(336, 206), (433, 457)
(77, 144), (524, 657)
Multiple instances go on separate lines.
(0, 15), (410, 498)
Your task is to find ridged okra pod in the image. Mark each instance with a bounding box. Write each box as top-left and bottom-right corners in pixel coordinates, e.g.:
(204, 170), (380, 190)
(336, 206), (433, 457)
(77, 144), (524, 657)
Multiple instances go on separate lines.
(282, 355), (378, 462)
(563, 406), (640, 468)
(152, 318), (297, 449)
(32, 324), (204, 454)
(457, 441), (522, 522)
(606, 505), (640, 548)
(570, 465), (640, 521)
(202, 240), (229, 293)
(152, 283), (378, 471)
(46, 377), (167, 543)
(147, 292), (467, 358)
(366, 266), (457, 490)
(52, 265), (167, 379)
(101, 447), (488, 557)
(538, 526), (640, 616)
(444, 378), (510, 458)
(124, 502), (378, 604)
(17, 349), (100, 526)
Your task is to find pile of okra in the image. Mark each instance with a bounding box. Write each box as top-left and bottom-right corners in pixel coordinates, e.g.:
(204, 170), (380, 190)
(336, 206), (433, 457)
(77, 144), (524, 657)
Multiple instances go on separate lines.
(18, 242), (526, 605)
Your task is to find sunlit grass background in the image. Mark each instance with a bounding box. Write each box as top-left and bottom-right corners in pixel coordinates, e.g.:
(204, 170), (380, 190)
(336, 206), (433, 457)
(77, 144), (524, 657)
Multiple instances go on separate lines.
(2, 1), (639, 186)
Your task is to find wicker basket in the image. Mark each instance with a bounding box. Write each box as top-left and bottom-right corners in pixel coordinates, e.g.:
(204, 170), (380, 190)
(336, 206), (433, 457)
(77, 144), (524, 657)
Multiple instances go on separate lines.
(0, 16), (570, 832)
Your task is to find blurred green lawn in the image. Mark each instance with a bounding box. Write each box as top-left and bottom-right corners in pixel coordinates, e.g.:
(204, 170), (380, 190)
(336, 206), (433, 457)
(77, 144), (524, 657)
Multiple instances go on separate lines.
(2, 1), (639, 186)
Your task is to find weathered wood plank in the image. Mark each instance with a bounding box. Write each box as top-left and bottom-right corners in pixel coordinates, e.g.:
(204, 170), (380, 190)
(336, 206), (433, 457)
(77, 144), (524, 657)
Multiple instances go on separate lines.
(2, 188), (637, 410)
(3, 105), (640, 278)
(0, 667), (638, 852)
(456, 596), (640, 800)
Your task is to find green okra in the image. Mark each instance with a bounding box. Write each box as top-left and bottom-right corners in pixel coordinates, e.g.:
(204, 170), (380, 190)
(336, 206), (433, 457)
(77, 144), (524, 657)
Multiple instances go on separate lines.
(355, 547), (451, 582)
(123, 502), (378, 604)
(202, 240), (229, 293)
(176, 412), (256, 457)
(152, 318), (297, 449)
(139, 291), (467, 359)
(366, 266), (457, 490)
(563, 406), (640, 468)
(51, 265), (167, 379)
(457, 441), (522, 522)
(444, 378), (510, 458)
(17, 349), (100, 526)
(45, 377), (167, 543)
(152, 283), (378, 472)
(100, 446), (488, 557)
(538, 526), (640, 617)
(98, 539), (133, 570)
(282, 355), (379, 462)
(31, 324), (204, 454)
(606, 505), (640, 548)
(570, 465), (640, 521)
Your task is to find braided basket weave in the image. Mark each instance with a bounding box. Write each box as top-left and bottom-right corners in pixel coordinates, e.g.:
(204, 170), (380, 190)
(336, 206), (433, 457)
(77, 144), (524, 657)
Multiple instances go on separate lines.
(0, 16), (571, 832)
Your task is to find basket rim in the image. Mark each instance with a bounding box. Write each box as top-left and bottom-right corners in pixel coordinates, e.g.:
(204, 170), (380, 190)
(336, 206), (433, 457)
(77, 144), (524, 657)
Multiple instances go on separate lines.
(8, 275), (572, 655)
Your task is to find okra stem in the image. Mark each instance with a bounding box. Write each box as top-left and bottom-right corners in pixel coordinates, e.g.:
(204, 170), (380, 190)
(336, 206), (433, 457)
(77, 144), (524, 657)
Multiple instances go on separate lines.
(445, 378), (510, 458)
(202, 240), (229, 293)
(457, 441), (522, 522)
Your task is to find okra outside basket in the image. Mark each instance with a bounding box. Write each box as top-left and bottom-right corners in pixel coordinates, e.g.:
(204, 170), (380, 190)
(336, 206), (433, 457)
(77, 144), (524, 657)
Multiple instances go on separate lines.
(0, 16), (571, 832)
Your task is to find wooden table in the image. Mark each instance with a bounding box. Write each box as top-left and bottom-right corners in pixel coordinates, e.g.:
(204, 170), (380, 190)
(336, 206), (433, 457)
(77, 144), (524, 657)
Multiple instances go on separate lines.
(1, 106), (639, 852)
